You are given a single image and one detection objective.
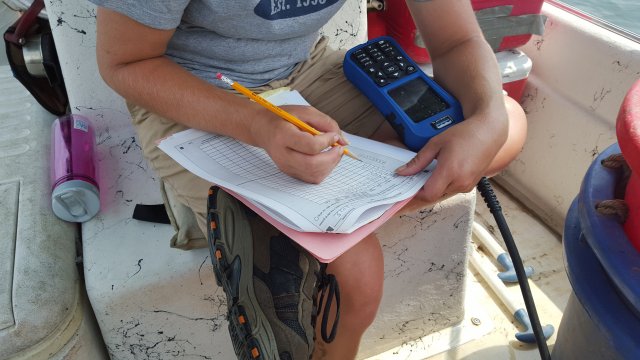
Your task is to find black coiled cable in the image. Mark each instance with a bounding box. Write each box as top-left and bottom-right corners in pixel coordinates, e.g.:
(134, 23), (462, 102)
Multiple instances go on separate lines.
(476, 177), (552, 360)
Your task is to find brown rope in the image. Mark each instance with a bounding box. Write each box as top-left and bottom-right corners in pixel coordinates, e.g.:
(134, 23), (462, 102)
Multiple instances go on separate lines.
(596, 199), (629, 223)
(600, 153), (632, 200)
(600, 153), (627, 169)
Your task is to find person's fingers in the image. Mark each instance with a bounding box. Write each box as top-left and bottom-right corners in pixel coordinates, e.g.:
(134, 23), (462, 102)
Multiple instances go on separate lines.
(339, 131), (351, 146)
(301, 108), (340, 132)
(416, 165), (452, 203)
(282, 128), (340, 155)
(281, 105), (350, 146)
(282, 145), (343, 184)
(417, 157), (484, 202)
(395, 140), (439, 175)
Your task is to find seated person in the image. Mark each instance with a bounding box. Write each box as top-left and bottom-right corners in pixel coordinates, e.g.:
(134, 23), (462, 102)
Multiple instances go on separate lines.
(90, 0), (527, 359)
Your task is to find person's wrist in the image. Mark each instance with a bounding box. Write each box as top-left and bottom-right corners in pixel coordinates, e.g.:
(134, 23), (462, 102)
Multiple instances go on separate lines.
(473, 99), (508, 134)
(247, 107), (275, 150)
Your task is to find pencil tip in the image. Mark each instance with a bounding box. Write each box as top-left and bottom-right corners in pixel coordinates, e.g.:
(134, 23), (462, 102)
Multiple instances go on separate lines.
(346, 151), (362, 161)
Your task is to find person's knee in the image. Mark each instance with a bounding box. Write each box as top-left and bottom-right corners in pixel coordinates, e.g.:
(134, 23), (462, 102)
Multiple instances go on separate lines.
(337, 274), (382, 332)
(486, 96), (528, 176)
(505, 95), (527, 144)
(327, 236), (384, 331)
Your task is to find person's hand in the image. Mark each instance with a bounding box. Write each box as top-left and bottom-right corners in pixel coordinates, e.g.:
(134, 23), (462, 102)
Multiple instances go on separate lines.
(395, 111), (508, 202)
(252, 105), (348, 184)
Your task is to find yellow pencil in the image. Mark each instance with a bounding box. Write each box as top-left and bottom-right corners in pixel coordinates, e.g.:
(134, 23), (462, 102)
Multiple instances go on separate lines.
(216, 73), (360, 161)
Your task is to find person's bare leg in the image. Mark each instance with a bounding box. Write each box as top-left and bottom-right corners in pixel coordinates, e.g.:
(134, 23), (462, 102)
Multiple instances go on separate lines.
(483, 95), (528, 176)
(312, 234), (384, 360)
(312, 97), (525, 359)
(372, 95), (527, 214)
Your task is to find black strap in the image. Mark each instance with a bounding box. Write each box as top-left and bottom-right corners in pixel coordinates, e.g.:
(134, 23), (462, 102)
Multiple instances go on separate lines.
(132, 204), (171, 224)
(317, 272), (340, 343)
(4, 0), (68, 115)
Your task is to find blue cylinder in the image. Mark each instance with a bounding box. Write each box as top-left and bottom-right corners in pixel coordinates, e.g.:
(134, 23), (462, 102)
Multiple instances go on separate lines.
(553, 143), (640, 359)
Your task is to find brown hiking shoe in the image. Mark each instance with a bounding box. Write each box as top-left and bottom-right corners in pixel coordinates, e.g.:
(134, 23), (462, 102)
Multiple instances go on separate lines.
(207, 187), (339, 359)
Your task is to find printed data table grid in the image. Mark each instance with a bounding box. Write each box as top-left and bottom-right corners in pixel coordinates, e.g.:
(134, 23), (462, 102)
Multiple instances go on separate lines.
(200, 136), (399, 204)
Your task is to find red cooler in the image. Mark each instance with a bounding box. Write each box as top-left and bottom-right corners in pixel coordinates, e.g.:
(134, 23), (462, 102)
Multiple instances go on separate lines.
(382, 0), (546, 64)
(367, 9), (387, 40)
(616, 80), (640, 251)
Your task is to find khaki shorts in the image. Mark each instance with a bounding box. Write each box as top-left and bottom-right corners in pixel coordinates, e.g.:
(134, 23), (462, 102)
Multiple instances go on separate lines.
(128, 37), (386, 249)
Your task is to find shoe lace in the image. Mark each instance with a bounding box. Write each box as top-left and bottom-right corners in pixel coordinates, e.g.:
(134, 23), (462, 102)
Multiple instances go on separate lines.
(315, 265), (340, 343)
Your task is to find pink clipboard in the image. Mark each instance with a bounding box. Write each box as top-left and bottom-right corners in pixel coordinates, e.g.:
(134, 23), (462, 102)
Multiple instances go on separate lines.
(224, 188), (411, 263)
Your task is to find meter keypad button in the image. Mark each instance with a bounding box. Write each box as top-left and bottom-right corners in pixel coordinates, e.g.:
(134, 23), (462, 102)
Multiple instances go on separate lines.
(351, 39), (418, 87)
(375, 78), (389, 86)
(383, 65), (399, 74)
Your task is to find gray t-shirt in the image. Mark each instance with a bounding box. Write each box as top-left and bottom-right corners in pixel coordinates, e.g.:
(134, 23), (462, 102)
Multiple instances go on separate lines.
(90, 0), (346, 87)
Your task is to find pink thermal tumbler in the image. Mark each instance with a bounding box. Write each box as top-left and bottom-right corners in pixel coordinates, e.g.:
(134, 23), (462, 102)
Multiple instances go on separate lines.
(51, 114), (100, 222)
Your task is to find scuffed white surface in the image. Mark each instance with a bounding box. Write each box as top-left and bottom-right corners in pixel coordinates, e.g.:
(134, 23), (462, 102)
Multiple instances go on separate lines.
(320, 0), (367, 50)
(361, 193), (475, 358)
(500, 2), (639, 233)
(0, 65), (100, 358)
(45, 0), (474, 358)
(44, 0), (372, 358)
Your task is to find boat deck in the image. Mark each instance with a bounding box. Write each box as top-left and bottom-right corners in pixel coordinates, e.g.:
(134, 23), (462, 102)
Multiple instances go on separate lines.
(1, 1), (591, 358)
(366, 181), (570, 359)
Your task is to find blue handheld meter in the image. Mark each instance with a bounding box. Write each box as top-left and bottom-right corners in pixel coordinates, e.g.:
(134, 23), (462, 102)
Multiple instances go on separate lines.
(344, 36), (464, 152)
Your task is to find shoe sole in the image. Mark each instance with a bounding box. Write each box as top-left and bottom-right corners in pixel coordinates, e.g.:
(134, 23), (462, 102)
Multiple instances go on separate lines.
(207, 188), (280, 360)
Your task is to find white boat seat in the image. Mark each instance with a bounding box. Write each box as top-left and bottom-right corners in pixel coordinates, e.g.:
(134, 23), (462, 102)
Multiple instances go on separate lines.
(0, 65), (106, 360)
(44, 0), (475, 358)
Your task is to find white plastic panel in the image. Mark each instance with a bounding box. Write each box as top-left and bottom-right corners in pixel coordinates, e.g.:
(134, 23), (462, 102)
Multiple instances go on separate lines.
(0, 65), (94, 359)
(498, 2), (640, 233)
(0, 180), (18, 332)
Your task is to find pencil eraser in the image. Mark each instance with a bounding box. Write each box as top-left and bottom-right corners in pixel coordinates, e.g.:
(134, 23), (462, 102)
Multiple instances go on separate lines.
(216, 73), (222, 80)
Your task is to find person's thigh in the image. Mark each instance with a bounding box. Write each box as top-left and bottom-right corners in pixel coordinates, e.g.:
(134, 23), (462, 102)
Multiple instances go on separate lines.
(128, 102), (211, 242)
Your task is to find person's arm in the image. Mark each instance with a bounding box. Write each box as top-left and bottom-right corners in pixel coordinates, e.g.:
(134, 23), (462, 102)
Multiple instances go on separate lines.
(95, 7), (344, 183)
(395, 0), (509, 201)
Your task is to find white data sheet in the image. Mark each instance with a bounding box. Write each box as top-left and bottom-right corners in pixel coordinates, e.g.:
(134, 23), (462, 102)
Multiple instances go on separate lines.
(157, 90), (432, 233)
(159, 130), (431, 233)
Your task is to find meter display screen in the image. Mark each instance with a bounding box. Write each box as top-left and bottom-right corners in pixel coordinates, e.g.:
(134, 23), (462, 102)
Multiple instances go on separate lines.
(387, 77), (450, 123)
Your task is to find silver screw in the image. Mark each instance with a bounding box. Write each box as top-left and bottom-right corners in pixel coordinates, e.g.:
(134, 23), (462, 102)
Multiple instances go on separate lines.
(470, 317), (481, 326)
